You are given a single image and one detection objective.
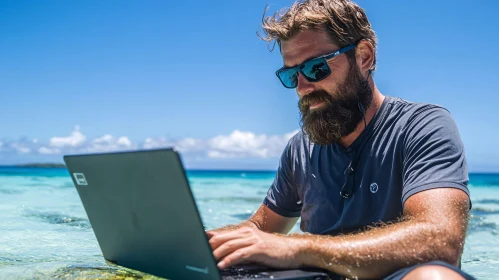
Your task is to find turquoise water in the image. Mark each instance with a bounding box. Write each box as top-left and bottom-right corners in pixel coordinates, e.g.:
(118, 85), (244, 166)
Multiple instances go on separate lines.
(0, 167), (497, 279)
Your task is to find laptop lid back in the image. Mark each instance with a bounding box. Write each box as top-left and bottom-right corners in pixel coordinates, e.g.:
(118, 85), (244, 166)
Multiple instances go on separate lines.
(63, 148), (221, 280)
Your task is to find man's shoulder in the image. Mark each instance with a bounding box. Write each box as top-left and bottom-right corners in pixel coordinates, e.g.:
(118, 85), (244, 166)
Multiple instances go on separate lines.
(388, 96), (449, 114)
(386, 96), (454, 127)
(384, 97), (462, 153)
(280, 130), (311, 159)
(287, 129), (307, 145)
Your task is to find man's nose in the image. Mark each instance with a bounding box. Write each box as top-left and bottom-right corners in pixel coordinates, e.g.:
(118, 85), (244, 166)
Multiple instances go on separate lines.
(296, 74), (315, 97)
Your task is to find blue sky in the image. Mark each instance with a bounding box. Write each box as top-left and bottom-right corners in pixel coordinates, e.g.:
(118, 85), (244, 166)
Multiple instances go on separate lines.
(1, 0), (498, 171)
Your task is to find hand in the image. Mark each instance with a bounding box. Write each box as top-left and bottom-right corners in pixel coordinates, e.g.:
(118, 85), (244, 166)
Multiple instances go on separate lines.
(206, 226), (304, 270)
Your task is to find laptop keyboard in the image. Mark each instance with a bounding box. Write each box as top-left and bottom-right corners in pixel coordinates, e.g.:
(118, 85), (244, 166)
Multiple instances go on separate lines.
(220, 265), (272, 279)
(220, 264), (332, 280)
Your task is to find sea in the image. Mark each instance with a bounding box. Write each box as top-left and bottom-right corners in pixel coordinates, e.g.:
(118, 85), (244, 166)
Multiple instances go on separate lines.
(0, 166), (497, 279)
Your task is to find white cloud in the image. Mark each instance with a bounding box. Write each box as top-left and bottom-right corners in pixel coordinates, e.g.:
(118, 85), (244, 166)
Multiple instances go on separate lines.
(117, 136), (132, 147)
(1, 126), (300, 161)
(49, 125), (86, 148)
(42, 128), (134, 154)
(0, 127), (134, 157)
(38, 147), (61, 155)
(141, 129), (299, 159)
(176, 138), (205, 152)
(86, 134), (133, 153)
(93, 134), (113, 145)
(143, 137), (175, 149)
(205, 129), (299, 158)
(207, 150), (231, 158)
(10, 143), (31, 154)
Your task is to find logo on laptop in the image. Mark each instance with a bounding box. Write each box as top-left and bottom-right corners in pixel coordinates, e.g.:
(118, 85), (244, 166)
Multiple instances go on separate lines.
(370, 182), (378, 193)
(73, 173), (88, 186)
(185, 265), (209, 274)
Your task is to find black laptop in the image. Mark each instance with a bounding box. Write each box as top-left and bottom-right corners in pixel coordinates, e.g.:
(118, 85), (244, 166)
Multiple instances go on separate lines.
(63, 148), (332, 280)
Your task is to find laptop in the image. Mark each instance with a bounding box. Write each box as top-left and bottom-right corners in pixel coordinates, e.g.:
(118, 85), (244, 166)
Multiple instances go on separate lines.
(63, 148), (332, 280)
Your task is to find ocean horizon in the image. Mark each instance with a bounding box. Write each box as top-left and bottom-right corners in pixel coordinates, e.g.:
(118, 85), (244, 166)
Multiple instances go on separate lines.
(3, 164), (499, 175)
(0, 166), (498, 279)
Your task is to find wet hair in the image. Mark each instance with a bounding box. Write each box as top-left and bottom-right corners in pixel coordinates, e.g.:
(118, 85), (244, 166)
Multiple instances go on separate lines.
(259, 0), (378, 72)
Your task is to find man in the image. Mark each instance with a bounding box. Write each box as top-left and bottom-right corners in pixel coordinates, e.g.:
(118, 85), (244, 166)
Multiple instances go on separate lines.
(207, 0), (475, 279)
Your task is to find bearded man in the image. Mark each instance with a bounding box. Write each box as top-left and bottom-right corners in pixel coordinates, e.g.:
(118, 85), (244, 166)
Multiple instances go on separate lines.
(207, 1), (475, 279)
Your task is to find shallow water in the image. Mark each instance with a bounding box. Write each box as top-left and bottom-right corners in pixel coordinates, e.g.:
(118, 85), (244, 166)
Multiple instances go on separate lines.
(0, 167), (497, 279)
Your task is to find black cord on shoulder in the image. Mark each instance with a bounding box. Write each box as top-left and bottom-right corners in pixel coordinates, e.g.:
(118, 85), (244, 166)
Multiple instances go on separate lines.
(358, 102), (367, 129)
(357, 69), (372, 130)
(340, 69), (371, 198)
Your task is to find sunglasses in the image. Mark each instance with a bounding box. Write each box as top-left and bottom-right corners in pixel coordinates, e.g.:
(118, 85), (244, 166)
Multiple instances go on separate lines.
(275, 43), (357, 89)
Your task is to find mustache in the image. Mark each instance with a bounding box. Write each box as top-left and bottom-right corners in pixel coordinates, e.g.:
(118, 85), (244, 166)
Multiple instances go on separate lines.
(299, 90), (331, 109)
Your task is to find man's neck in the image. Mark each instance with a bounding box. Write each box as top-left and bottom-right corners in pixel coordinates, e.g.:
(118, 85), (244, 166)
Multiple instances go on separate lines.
(338, 86), (384, 149)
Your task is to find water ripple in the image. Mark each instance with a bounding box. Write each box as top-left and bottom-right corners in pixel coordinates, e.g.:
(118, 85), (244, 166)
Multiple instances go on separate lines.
(0, 188), (24, 195)
(468, 214), (498, 235)
(471, 207), (499, 216)
(23, 211), (91, 229)
(230, 213), (253, 220)
(474, 199), (499, 205)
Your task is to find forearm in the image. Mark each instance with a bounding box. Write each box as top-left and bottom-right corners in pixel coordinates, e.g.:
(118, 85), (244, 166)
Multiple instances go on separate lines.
(292, 217), (466, 279)
(211, 204), (298, 234)
(210, 220), (259, 233)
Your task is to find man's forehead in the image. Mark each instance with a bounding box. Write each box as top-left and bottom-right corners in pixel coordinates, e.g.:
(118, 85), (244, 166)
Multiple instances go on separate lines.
(280, 29), (339, 68)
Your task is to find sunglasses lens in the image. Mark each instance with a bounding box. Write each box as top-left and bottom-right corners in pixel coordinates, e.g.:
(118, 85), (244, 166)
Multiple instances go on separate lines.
(277, 69), (299, 88)
(302, 58), (331, 82)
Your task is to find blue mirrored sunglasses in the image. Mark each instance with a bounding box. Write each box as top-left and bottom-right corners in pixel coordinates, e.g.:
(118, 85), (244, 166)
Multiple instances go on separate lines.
(275, 44), (356, 89)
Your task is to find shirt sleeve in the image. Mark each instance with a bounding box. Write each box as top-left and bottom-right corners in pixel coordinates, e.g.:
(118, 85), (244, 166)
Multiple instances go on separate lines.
(402, 105), (470, 206)
(263, 140), (302, 218)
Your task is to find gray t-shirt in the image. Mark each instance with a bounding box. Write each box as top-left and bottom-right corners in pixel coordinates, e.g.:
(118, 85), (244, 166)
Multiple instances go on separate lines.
(264, 96), (470, 235)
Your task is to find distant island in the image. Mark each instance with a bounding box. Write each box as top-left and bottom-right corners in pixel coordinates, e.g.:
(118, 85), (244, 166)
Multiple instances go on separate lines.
(14, 163), (66, 168)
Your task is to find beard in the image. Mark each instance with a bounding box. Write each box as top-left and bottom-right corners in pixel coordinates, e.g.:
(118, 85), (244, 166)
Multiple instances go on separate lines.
(298, 63), (373, 146)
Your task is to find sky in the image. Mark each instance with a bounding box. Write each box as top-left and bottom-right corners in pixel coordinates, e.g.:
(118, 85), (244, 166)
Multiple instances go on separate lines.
(1, 0), (498, 171)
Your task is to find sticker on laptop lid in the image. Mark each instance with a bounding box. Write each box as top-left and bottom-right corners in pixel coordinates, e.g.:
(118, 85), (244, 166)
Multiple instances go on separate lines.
(73, 173), (88, 186)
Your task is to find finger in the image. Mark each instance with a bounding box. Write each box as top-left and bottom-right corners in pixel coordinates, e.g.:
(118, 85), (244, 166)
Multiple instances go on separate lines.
(208, 229), (249, 251)
(218, 247), (256, 270)
(206, 229), (227, 239)
(206, 230), (216, 239)
(212, 237), (255, 261)
(206, 229), (231, 239)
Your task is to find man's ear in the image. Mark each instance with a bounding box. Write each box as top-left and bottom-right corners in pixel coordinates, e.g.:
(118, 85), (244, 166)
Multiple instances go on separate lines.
(355, 40), (375, 77)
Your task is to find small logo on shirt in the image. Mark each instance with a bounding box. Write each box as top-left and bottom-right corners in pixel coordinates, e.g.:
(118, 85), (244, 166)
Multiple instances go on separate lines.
(370, 182), (378, 193)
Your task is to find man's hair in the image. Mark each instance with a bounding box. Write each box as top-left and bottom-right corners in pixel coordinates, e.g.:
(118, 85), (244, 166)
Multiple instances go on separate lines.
(259, 0), (377, 72)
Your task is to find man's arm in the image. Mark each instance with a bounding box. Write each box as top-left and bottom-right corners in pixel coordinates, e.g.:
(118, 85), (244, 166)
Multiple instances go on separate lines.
(207, 203), (299, 234)
(294, 187), (469, 279)
(210, 188), (469, 278)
